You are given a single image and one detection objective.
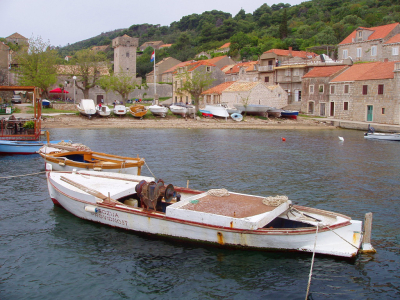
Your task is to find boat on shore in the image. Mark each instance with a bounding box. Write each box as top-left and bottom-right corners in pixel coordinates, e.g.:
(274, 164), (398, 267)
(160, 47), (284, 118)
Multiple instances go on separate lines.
(41, 143), (145, 174)
(46, 170), (375, 258)
(77, 99), (96, 119)
(280, 110), (299, 119)
(96, 105), (111, 117)
(234, 104), (272, 116)
(231, 113), (243, 121)
(113, 105), (127, 117)
(169, 103), (187, 117)
(267, 108), (283, 118)
(203, 104), (229, 118)
(129, 105), (147, 119)
(199, 109), (213, 118)
(148, 105), (168, 117)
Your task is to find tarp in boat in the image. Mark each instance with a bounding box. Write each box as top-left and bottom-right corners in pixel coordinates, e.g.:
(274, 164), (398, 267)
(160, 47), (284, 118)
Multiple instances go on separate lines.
(49, 88), (69, 94)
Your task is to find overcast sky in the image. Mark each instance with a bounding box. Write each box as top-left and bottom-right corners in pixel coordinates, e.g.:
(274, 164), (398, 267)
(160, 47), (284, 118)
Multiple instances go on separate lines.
(1, 0), (305, 47)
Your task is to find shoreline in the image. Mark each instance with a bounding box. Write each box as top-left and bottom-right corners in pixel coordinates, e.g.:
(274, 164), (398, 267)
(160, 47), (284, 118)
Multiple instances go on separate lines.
(41, 114), (337, 130)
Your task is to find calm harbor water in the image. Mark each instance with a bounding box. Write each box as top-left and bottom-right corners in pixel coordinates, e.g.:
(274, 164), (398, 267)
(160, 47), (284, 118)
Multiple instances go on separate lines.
(1, 127), (399, 299)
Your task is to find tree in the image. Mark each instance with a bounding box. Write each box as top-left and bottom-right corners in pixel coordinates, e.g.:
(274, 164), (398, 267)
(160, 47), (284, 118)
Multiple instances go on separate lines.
(13, 36), (58, 97)
(176, 69), (215, 111)
(69, 49), (107, 99)
(97, 75), (113, 104)
(110, 72), (139, 104)
(279, 9), (288, 39)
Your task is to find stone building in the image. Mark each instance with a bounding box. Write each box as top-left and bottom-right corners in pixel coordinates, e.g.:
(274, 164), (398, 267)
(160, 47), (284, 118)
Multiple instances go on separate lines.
(145, 57), (181, 83)
(0, 42), (11, 85)
(5, 32), (28, 47)
(112, 35), (139, 77)
(301, 65), (349, 116)
(329, 60), (400, 124)
(337, 23), (400, 62)
(224, 61), (259, 82)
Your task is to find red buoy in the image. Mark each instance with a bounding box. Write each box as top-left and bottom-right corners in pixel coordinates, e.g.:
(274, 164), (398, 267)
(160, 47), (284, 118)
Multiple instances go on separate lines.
(282, 137), (286, 141)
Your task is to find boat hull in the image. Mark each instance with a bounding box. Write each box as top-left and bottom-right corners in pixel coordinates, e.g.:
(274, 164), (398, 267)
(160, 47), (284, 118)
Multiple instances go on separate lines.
(364, 132), (400, 141)
(204, 105), (229, 118)
(129, 105), (147, 118)
(47, 171), (364, 258)
(149, 105), (168, 117)
(280, 110), (299, 119)
(234, 104), (272, 116)
(96, 105), (111, 117)
(0, 140), (62, 154)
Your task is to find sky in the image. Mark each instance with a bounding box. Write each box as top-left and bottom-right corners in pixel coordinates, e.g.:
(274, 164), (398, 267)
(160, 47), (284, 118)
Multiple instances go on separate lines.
(1, 0), (305, 47)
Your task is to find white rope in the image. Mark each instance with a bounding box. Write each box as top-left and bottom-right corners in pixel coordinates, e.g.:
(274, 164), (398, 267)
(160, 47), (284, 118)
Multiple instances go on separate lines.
(143, 159), (157, 179)
(305, 223), (319, 300)
(0, 171), (47, 179)
(207, 188), (230, 197)
(262, 195), (288, 207)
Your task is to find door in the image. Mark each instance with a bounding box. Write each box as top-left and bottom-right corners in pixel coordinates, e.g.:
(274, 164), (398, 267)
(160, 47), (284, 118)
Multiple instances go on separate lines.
(320, 103), (325, 116)
(295, 90), (301, 102)
(330, 102), (335, 117)
(367, 105), (373, 122)
(96, 95), (103, 105)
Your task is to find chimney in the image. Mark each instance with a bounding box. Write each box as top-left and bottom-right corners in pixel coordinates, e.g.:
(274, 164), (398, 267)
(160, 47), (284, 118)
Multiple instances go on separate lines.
(384, 58), (389, 62)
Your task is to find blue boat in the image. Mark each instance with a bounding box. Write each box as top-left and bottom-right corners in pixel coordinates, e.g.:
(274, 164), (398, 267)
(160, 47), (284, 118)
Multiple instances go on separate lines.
(280, 110), (299, 119)
(0, 140), (63, 155)
(230, 113), (243, 122)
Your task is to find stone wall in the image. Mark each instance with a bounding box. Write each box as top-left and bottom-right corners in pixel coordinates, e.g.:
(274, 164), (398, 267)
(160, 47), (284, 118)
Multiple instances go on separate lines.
(52, 103), (78, 111)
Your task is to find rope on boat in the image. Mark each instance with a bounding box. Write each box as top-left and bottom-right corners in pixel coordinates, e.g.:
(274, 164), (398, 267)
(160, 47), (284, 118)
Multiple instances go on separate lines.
(0, 171), (47, 179)
(262, 195), (289, 207)
(143, 159), (157, 179)
(207, 188), (230, 197)
(321, 223), (360, 250)
(305, 223), (319, 300)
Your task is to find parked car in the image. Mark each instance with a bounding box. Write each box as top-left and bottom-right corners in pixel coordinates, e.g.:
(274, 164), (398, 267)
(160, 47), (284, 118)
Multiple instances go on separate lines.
(11, 95), (22, 104)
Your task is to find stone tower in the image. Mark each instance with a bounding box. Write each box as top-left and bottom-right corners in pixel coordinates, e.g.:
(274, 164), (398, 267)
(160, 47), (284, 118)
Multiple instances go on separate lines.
(112, 35), (139, 77)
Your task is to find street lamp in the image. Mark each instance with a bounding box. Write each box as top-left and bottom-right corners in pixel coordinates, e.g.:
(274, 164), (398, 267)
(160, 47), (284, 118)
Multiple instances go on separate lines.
(73, 76), (77, 104)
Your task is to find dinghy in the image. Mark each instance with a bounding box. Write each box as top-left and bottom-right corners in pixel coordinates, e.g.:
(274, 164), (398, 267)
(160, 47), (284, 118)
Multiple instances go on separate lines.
(96, 105), (111, 117)
(77, 99), (96, 119)
(231, 113), (243, 121)
(129, 105), (147, 119)
(46, 170), (375, 258)
(149, 105), (168, 117)
(113, 105), (127, 116)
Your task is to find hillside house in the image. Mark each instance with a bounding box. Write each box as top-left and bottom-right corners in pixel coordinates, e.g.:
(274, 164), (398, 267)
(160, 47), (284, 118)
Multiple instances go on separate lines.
(301, 65), (349, 116)
(329, 60), (400, 125)
(215, 42), (230, 54)
(5, 32), (28, 47)
(338, 23), (400, 62)
(160, 60), (193, 83)
(259, 48), (318, 104)
(139, 41), (164, 51)
(172, 60), (226, 104)
(145, 57), (181, 83)
(224, 61), (259, 82)
(91, 45), (110, 53)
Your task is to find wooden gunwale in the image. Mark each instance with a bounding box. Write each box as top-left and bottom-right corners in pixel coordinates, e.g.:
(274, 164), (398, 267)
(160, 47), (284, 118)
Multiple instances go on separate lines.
(129, 105), (147, 118)
(49, 173), (352, 236)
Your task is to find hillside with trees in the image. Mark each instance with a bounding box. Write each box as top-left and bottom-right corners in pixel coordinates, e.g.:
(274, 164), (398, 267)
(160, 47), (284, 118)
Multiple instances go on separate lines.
(57, 0), (400, 80)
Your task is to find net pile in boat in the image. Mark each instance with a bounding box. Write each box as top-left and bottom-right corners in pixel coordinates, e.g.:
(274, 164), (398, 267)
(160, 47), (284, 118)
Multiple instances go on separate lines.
(207, 188), (230, 197)
(262, 195), (289, 207)
(56, 141), (92, 152)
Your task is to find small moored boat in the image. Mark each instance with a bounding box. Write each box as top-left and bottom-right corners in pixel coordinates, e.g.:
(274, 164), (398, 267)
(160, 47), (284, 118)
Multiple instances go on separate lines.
(203, 104), (229, 118)
(46, 171), (375, 258)
(0, 139), (63, 155)
(231, 113), (243, 121)
(113, 105), (127, 116)
(280, 110), (299, 119)
(169, 103), (187, 117)
(234, 104), (272, 116)
(364, 132), (400, 141)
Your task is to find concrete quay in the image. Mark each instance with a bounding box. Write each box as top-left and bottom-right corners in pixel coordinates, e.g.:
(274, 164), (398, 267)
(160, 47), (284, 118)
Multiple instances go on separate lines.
(316, 118), (400, 133)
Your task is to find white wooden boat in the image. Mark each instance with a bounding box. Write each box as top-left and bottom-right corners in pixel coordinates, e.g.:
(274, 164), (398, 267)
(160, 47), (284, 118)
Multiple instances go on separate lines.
(364, 132), (400, 141)
(204, 104), (229, 118)
(41, 145), (145, 174)
(46, 170), (375, 258)
(113, 105), (127, 116)
(169, 104), (187, 117)
(221, 103), (240, 114)
(77, 99), (96, 119)
(149, 105), (168, 117)
(267, 108), (283, 118)
(96, 105), (111, 117)
(234, 104), (272, 116)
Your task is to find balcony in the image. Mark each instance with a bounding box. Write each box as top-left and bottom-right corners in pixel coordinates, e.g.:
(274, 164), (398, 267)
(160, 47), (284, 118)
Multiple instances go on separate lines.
(258, 65), (274, 72)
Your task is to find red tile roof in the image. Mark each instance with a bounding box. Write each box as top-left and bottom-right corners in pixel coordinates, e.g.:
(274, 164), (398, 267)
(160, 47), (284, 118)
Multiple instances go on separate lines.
(302, 65), (348, 78)
(225, 61), (258, 74)
(186, 60), (216, 72)
(206, 55), (229, 64)
(385, 33), (400, 44)
(219, 43), (231, 49)
(263, 49), (317, 58)
(162, 60), (193, 74)
(202, 81), (235, 95)
(339, 23), (399, 45)
(331, 61), (398, 82)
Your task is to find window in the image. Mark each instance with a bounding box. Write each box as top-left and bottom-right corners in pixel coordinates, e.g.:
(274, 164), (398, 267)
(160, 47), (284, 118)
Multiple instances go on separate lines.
(371, 46), (377, 56)
(126, 52), (130, 58)
(358, 31), (362, 38)
(357, 48), (362, 58)
(264, 77), (269, 83)
(330, 85), (335, 94)
(344, 102), (349, 110)
(393, 47), (399, 56)
(382, 108), (386, 114)
(344, 85), (349, 94)
(343, 49), (348, 59)
(206, 66), (211, 72)
(294, 69), (299, 76)
(363, 85), (368, 95)
(309, 85), (314, 94)
(285, 69), (291, 76)
(319, 85), (324, 93)
(378, 84), (384, 94)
